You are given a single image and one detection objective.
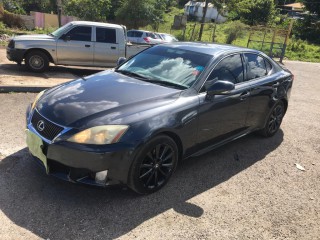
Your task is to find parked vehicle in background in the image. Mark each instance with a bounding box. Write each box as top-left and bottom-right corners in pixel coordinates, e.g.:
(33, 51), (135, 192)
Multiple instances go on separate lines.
(127, 30), (163, 45)
(6, 21), (150, 72)
(158, 33), (179, 43)
(26, 42), (293, 194)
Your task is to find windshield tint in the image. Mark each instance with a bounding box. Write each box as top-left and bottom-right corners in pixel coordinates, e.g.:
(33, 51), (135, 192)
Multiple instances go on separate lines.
(51, 22), (73, 37)
(117, 46), (212, 88)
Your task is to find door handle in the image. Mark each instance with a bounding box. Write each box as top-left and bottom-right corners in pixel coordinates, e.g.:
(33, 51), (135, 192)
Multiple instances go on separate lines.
(239, 91), (250, 100)
(85, 44), (91, 47)
(111, 46), (116, 49)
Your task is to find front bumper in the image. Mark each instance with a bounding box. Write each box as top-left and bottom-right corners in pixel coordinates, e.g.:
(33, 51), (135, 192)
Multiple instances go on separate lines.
(7, 47), (26, 63)
(26, 110), (137, 187)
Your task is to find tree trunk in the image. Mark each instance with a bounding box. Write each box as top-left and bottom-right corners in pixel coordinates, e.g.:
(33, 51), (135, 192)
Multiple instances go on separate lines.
(198, 0), (209, 41)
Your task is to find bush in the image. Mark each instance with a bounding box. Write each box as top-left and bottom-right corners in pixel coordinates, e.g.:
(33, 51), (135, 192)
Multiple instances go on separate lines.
(293, 16), (320, 44)
(224, 20), (248, 44)
(2, 10), (23, 28)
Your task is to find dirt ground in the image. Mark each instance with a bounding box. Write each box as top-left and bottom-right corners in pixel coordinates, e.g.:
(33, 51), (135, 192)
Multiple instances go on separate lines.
(0, 54), (319, 239)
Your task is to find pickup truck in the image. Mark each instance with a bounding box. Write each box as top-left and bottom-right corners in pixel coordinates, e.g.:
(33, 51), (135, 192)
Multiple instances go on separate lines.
(6, 21), (150, 72)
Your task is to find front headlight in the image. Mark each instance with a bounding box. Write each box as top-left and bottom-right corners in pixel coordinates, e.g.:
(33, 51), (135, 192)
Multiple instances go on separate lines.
(67, 125), (129, 145)
(31, 90), (45, 110)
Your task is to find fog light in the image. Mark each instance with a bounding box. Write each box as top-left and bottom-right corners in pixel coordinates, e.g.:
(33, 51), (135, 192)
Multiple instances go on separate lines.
(95, 170), (108, 184)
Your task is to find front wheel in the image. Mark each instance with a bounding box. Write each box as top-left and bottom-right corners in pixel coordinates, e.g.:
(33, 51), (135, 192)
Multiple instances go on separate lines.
(128, 135), (179, 194)
(259, 101), (285, 137)
(25, 50), (49, 73)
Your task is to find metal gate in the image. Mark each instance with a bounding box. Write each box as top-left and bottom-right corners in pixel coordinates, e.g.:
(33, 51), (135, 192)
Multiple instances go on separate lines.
(246, 20), (294, 62)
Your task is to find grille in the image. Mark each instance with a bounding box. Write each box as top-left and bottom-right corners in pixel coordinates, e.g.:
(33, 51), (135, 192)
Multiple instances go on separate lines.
(31, 111), (64, 141)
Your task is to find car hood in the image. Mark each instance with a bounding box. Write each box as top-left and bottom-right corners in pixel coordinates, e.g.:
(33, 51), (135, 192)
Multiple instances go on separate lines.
(13, 34), (55, 41)
(36, 70), (182, 127)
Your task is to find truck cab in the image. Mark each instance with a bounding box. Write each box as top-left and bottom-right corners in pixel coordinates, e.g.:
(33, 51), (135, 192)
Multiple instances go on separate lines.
(7, 21), (149, 72)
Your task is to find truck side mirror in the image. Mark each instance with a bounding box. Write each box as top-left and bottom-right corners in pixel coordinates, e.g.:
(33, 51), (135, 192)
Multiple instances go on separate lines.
(61, 34), (71, 41)
(117, 57), (126, 66)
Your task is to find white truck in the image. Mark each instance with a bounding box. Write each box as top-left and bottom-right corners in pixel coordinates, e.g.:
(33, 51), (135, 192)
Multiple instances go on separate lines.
(6, 21), (150, 72)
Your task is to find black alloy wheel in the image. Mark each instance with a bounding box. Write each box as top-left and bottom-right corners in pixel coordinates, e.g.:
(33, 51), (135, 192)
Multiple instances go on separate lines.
(128, 135), (178, 194)
(25, 50), (49, 73)
(260, 101), (285, 137)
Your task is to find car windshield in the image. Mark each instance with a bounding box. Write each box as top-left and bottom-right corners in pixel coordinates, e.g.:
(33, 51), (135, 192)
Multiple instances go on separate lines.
(116, 46), (212, 89)
(50, 22), (73, 37)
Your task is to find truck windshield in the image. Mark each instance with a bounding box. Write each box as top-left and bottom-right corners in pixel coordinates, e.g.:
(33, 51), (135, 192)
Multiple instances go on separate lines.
(50, 22), (73, 37)
(117, 45), (212, 89)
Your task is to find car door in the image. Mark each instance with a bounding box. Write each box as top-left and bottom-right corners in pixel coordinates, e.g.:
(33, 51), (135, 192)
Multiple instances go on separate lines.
(93, 27), (119, 67)
(56, 25), (93, 65)
(243, 53), (286, 128)
(197, 54), (251, 146)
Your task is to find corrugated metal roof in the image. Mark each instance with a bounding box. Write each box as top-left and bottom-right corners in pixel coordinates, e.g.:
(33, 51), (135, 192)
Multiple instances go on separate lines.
(283, 3), (305, 9)
(185, 1), (214, 8)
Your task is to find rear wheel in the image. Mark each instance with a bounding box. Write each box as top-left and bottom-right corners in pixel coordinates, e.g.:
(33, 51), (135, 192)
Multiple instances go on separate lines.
(259, 101), (285, 137)
(128, 135), (178, 194)
(25, 50), (49, 73)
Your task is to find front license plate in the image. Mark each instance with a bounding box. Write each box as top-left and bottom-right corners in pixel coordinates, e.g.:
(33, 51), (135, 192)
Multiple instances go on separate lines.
(26, 129), (48, 173)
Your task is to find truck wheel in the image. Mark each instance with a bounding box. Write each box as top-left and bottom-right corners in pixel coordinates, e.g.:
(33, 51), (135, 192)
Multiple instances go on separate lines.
(25, 50), (49, 73)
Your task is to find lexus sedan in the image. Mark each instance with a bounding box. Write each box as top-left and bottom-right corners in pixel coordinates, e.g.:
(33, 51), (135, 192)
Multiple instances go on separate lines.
(26, 42), (293, 194)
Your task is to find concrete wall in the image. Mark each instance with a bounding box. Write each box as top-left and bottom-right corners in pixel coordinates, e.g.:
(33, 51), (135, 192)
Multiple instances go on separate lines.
(30, 11), (77, 29)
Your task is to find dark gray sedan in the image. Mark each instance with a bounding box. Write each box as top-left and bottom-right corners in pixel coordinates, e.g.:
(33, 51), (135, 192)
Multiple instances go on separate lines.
(26, 42), (293, 194)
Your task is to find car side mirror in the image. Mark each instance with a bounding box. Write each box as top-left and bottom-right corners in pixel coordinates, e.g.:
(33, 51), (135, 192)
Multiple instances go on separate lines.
(206, 80), (235, 96)
(61, 34), (70, 41)
(117, 57), (126, 66)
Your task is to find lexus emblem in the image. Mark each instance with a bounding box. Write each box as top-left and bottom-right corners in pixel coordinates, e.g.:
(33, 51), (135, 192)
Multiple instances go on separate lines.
(37, 120), (45, 132)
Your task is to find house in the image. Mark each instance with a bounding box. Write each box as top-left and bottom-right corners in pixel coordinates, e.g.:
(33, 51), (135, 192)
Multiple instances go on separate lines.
(184, 1), (227, 23)
(283, 3), (305, 12)
(281, 3), (305, 19)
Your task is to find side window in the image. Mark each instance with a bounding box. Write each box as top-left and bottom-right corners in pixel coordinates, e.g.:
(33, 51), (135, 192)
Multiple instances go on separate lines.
(66, 26), (91, 41)
(208, 54), (244, 84)
(127, 31), (133, 37)
(96, 27), (116, 43)
(245, 53), (267, 80)
(136, 31), (143, 37)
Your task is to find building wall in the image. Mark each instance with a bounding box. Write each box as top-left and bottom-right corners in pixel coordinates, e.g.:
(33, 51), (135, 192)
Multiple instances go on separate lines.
(184, 4), (227, 23)
(30, 11), (77, 29)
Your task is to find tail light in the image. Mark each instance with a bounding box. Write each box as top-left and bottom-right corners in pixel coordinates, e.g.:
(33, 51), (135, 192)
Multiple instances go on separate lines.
(143, 37), (150, 43)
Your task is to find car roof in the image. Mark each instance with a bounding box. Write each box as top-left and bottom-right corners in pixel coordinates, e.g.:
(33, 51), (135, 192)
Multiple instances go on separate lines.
(162, 42), (261, 56)
(70, 21), (124, 29)
(127, 29), (151, 33)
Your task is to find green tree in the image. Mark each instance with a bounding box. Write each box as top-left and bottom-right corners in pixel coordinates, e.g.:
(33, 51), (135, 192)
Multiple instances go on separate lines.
(303, 0), (320, 15)
(63, 0), (111, 21)
(115, 0), (166, 29)
(228, 0), (276, 26)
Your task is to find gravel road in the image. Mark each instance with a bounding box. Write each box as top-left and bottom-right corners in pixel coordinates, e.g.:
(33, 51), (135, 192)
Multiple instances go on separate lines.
(0, 61), (319, 240)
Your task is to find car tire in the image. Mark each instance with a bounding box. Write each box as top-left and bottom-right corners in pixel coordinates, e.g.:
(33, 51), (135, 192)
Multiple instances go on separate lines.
(25, 50), (49, 73)
(128, 135), (179, 194)
(259, 101), (285, 137)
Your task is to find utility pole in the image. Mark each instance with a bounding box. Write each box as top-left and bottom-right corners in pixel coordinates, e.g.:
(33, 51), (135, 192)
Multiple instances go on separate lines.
(198, 0), (209, 41)
(57, 0), (62, 27)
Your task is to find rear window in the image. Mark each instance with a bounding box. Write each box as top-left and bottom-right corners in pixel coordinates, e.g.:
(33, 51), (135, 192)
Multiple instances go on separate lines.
(96, 27), (116, 44)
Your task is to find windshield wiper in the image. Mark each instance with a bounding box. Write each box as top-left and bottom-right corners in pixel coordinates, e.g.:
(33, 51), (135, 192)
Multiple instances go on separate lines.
(143, 79), (188, 90)
(115, 70), (149, 80)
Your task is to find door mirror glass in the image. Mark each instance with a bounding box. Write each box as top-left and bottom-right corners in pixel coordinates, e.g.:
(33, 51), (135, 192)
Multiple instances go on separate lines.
(206, 80), (235, 95)
(117, 57), (126, 66)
